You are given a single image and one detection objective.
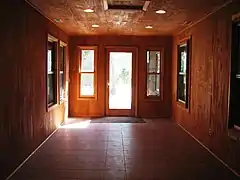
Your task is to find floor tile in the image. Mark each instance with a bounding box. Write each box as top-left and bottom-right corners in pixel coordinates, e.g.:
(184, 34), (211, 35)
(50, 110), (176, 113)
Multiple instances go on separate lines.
(9, 118), (240, 180)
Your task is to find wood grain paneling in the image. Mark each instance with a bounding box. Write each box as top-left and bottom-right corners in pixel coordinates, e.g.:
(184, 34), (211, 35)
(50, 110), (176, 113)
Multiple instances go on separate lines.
(69, 36), (172, 118)
(0, 0), (69, 179)
(172, 0), (240, 174)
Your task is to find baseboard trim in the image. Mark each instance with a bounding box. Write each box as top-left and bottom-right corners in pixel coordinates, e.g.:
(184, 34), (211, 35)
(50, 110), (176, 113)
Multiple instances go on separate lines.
(5, 128), (59, 180)
(177, 123), (240, 178)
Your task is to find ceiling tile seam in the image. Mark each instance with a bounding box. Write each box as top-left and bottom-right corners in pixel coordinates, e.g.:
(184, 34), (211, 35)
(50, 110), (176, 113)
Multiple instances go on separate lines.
(176, 0), (233, 35)
(24, 0), (70, 36)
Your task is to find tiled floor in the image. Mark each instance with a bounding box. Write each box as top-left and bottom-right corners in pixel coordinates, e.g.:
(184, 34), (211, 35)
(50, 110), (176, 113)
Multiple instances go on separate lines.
(10, 119), (239, 180)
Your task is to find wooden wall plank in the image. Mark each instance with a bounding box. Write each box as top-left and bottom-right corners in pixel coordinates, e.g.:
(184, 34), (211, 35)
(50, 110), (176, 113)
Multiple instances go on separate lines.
(172, 0), (240, 174)
(0, 0), (69, 179)
(69, 36), (172, 118)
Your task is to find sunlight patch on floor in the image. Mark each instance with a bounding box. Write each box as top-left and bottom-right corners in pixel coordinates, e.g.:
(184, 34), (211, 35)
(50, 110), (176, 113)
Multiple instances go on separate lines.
(59, 119), (91, 129)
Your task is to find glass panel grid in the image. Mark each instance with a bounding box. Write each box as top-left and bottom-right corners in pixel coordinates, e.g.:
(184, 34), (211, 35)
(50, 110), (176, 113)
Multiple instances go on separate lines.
(146, 50), (161, 97)
(80, 73), (94, 96)
(81, 50), (94, 73)
(147, 51), (161, 73)
(147, 74), (160, 96)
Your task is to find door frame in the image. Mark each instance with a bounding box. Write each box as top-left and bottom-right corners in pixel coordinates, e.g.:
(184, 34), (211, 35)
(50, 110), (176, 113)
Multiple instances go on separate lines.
(105, 46), (138, 116)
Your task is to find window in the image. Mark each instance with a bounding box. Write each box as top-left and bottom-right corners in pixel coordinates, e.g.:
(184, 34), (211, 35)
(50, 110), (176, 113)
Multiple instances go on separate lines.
(79, 47), (97, 98)
(59, 41), (66, 103)
(177, 39), (191, 108)
(47, 35), (58, 107)
(146, 50), (162, 97)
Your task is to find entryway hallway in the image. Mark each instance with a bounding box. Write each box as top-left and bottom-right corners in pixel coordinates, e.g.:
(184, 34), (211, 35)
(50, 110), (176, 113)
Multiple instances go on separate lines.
(9, 119), (239, 180)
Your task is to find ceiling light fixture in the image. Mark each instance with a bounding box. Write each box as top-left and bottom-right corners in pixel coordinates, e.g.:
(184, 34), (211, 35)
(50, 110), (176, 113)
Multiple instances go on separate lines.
(156, 9), (166, 14)
(145, 25), (153, 29)
(84, 8), (94, 13)
(92, 24), (99, 28)
(54, 18), (62, 23)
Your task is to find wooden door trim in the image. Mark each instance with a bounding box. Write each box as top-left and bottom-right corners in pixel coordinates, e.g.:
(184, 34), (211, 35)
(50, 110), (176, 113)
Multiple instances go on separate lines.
(105, 46), (138, 117)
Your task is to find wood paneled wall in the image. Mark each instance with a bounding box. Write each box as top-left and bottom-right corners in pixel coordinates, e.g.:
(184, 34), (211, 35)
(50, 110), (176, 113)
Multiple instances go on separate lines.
(69, 36), (172, 118)
(0, 1), (69, 179)
(172, 0), (240, 174)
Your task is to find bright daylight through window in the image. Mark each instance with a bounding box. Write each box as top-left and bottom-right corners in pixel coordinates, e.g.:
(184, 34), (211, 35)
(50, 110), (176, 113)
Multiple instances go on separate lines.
(147, 50), (161, 97)
(79, 48), (96, 97)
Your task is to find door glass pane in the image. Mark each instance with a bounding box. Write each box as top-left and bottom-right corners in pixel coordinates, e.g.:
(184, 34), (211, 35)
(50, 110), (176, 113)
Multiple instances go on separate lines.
(147, 51), (160, 73)
(81, 50), (94, 72)
(80, 74), (94, 96)
(109, 52), (132, 109)
(147, 74), (160, 96)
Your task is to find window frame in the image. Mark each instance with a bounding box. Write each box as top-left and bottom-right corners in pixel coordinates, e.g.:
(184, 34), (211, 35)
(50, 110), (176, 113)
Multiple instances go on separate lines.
(145, 47), (164, 100)
(78, 46), (98, 100)
(59, 41), (67, 104)
(176, 37), (191, 110)
(47, 34), (58, 111)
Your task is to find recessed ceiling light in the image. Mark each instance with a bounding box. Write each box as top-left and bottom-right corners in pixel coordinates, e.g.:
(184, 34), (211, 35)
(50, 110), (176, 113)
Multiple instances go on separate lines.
(84, 8), (94, 13)
(54, 18), (62, 23)
(92, 24), (99, 28)
(156, 9), (166, 14)
(145, 25), (153, 29)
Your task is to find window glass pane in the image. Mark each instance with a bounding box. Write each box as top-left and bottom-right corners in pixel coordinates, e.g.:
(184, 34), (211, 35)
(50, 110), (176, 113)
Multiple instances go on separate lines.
(48, 42), (55, 73)
(60, 73), (64, 101)
(147, 74), (160, 96)
(59, 46), (64, 71)
(47, 41), (56, 105)
(81, 50), (94, 72)
(80, 74), (94, 96)
(147, 51), (160, 73)
(59, 46), (65, 102)
(177, 42), (189, 104)
(178, 75), (187, 101)
(179, 44), (187, 74)
(48, 74), (55, 104)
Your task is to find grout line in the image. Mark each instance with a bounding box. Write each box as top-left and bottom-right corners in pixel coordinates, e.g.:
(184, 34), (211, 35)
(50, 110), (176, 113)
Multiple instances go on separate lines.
(5, 128), (59, 180)
(121, 128), (128, 180)
(177, 123), (240, 178)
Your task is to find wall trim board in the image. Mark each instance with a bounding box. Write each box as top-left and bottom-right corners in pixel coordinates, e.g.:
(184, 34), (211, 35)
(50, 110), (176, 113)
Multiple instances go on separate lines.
(177, 123), (240, 178)
(24, 0), (68, 35)
(177, 0), (233, 35)
(5, 127), (60, 180)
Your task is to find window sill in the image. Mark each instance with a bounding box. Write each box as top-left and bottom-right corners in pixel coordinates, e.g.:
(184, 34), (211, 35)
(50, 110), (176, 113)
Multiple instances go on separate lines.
(59, 99), (67, 104)
(78, 96), (97, 100)
(144, 96), (162, 102)
(47, 103), (58, 112)
(176, 100), (189, 112)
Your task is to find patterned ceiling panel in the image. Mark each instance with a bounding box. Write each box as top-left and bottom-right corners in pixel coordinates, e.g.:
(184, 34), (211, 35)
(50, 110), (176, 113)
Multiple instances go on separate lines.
(27, 0), (229, 35)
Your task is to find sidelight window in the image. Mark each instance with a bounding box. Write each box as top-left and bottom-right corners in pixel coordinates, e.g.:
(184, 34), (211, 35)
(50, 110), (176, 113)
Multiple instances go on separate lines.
(146, 50), (162, 98)
(79, 47), (97, 98)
